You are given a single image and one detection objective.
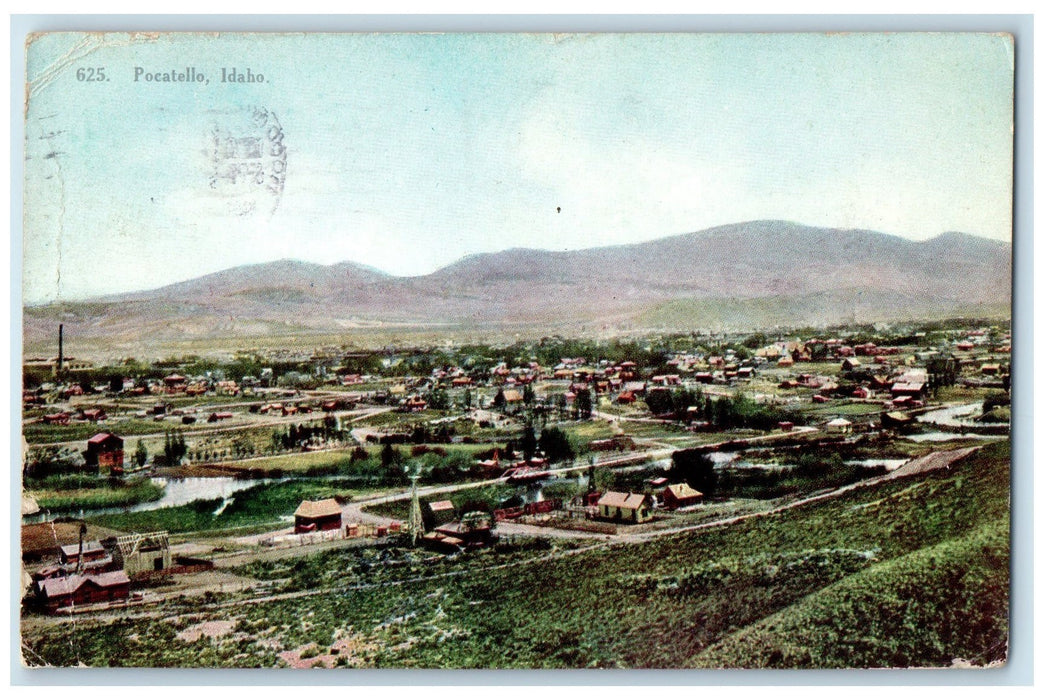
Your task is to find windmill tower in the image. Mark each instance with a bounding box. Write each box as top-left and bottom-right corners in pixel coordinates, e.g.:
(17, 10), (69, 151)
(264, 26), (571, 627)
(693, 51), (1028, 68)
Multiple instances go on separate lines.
(408, 472), (423, 546)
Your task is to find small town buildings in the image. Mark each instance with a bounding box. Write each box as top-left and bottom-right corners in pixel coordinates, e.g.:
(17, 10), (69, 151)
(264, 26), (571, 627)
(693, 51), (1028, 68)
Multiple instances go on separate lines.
(80, 408), (108, 422)
(841, 358), (862, 372)
(35, 571), (131, 612)
(882, 411), (914, 429)
(427, 500), (456, 527)
(293, 499), (343, 533)
(59, 541), (109, 567)
(85, 432), (124, 473)
(661, 483), (703, 509)
(596, 491), (653, 523)
(891, 381), (927, 399)
(113, 532), (172, 577)
(825, 418), (853, 434)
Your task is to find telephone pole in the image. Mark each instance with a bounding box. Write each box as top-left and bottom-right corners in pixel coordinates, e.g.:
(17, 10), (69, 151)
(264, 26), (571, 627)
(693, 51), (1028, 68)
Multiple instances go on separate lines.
(408, 471), (423, 546)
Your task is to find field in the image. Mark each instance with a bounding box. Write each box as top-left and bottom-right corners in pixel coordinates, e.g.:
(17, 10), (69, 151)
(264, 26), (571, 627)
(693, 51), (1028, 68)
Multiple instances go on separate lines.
(86, 479), (374, 535)
(24, 440), (1010, 668)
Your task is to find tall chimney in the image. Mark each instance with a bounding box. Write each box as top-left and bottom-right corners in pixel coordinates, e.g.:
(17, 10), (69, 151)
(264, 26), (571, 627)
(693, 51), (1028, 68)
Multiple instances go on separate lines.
(57, 324), (64, 372)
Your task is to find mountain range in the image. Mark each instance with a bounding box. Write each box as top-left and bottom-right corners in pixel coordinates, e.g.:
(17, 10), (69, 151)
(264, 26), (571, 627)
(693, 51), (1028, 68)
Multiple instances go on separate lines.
(23, 220), (1012, 351)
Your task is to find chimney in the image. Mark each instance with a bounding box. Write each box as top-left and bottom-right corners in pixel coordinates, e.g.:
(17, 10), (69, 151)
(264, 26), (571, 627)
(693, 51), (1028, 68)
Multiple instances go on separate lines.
(57, 324), (64, 372)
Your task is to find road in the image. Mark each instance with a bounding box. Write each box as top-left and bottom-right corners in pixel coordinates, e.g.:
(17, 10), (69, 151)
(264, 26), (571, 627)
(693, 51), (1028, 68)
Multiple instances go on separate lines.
(30, 406), (396, 450)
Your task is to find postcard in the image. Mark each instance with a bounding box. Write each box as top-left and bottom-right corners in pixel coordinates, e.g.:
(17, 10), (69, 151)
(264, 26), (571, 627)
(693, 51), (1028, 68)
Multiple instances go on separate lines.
(19, 31), (1013, 670)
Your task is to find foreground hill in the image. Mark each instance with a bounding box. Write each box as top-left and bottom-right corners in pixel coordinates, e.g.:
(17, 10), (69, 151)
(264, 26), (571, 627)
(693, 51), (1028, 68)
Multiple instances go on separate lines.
(24, 441), (1010, 668)
(23, 221), (1011, 349)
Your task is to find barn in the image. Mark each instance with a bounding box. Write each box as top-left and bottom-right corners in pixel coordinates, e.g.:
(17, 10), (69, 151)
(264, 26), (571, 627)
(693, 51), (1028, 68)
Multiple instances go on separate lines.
(85, 432), (124, 473)
(35, 571), (131, 612)
(661, 483), (703, 510)
(294, 499), (343, 533)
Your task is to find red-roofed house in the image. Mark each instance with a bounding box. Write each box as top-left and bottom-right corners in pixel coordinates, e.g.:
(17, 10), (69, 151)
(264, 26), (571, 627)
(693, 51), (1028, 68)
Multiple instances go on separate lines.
(293, 499), (342, 533)
(35, 571), (131, 612)
(86, 433), (123, 473)
(661, 483), (703, 510)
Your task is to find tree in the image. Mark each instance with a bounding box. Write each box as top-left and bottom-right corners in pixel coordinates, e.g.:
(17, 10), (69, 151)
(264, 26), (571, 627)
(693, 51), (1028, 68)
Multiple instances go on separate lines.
(539, 426), (575, 463)
(574, 388), (593, 420)
(134, 440), (148, 468)
(462, 387), (472, 408)
(492, 388), (506, 410)
(521, 424), (537, 461)
(668, 449), (718, 495)
(380, 442), (400, 468)
(523, 384), (535, 406)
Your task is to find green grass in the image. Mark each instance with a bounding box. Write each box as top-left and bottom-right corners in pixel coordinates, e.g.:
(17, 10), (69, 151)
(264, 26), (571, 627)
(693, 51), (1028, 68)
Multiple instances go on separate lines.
(24, 419), (167, 444)
(691, 520), (1009, 668)
(86, 479), (363, 534)
(32, 478), (165, 512)
(26, 441), (1010, 669)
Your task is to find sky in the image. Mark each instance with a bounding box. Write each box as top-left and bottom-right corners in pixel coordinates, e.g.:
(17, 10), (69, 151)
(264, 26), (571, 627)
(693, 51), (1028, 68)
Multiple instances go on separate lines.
(22, 32), (1014, 304)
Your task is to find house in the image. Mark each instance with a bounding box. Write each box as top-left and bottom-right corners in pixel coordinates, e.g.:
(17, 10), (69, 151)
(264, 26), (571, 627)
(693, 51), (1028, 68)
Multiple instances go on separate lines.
(841, 358), (862, 372)
(59, 540), (109, 566)
(882, 411), (914, 428)
(502, 389), (523, 404)
(891, 381), (926, 399)
(43, 412), (70, 425)
(293, 498), (343, 533)
(35, 571), (131, 612)
(825, 418), (853, 434)
(85, 432), (124, 473)
(403, 396), (427, 412)
(80, 407), (108, 422)
(596, 491), (653, 523)
(661, 483), (703, 510)
(427, 500), (456, 527)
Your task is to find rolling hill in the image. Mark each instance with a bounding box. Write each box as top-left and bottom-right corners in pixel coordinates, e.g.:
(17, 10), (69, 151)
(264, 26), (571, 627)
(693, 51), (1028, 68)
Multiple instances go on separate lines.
(23, 220), (1012, 349)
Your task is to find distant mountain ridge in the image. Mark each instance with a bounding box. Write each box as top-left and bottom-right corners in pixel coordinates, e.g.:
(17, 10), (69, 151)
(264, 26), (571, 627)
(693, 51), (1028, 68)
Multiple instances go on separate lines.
(24, 221), (1011, 348)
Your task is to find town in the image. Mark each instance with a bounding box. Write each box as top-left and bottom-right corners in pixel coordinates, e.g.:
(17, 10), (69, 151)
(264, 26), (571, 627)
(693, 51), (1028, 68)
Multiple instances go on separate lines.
(19, 317), (1011, 668)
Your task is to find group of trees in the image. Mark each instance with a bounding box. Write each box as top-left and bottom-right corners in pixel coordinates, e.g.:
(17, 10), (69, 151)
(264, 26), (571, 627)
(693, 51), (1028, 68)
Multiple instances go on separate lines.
(271, 419), (350, 451)
(163, 430), (188, 465)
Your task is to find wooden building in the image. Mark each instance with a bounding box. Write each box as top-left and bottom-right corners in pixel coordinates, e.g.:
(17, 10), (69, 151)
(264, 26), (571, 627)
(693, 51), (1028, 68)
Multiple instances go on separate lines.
(59, 541), (108, 567)
(661, 483), (703, 510)
(293, 498), (343, 533)
(114, 531), (172, 577)
(35, 571), (131, 612)
(596, 491), (653, 523)
(85, 432), (124, 473)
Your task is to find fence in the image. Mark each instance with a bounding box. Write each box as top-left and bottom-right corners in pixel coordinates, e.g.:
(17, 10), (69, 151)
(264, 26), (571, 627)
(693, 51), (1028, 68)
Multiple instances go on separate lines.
(260, 521), (403, 548)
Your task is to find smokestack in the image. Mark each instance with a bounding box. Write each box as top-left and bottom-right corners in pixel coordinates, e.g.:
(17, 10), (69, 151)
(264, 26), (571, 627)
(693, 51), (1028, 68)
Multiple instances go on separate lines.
(57, 324), (64, 372)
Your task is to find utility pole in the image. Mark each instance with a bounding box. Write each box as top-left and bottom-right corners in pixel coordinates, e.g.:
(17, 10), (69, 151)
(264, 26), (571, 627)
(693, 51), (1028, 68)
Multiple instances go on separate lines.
(408, 471), (423, 547)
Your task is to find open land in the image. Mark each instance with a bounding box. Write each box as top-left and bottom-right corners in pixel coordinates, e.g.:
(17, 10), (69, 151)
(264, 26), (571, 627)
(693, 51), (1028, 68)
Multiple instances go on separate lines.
(20, 318), (1011, 668)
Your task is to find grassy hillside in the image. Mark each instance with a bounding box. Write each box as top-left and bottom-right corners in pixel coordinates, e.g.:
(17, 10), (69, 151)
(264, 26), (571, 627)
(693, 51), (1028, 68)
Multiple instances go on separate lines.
(692, 520), (1008, 668)
(24, 441), (1010, 669)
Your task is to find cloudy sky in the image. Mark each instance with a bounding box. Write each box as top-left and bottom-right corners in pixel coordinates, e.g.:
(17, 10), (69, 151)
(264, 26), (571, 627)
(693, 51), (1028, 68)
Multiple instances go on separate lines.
(23, 32), (1013, 303)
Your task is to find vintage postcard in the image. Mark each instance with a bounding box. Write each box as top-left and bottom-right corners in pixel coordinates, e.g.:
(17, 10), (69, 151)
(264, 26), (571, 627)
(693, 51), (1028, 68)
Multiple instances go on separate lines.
(19, 31), (1013, 670)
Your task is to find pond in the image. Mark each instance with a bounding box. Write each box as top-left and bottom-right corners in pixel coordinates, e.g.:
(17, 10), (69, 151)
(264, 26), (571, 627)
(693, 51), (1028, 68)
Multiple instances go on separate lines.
(917, 402), (985, 427)
(23, 476), (276, 523)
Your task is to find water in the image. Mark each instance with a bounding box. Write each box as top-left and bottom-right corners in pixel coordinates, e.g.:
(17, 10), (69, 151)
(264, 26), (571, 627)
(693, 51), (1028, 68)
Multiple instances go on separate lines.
(704, 452), (739, 467)
(906, 432), (1005, 443)
(917, 402), (985, 427)
(845, 458), (908, 472)
(23, 476), (274, 523)
(135, 477), (274, 512)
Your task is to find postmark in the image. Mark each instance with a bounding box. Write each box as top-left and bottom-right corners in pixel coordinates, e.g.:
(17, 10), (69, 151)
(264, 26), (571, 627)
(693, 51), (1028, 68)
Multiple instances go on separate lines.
(206, 106), (286, 216)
